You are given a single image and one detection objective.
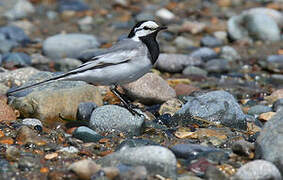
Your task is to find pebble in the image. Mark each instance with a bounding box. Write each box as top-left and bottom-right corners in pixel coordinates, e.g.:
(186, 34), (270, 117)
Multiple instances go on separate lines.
(4, 0), (35, 20)
(182, 66), (208, 77)
(231, 140), (254, 158)
(76, 102), (98, 122)
(228, 11), (281, 42)
(96, 146), (177, 179)
(0, 25), (30, 44)
(220, 46), (241, 61)
(10, 20), (36, 36)
(58, 0), (89, 12)
(58, 146), (79, 154)
(2, 52), (31, 67)
(170, 143), (222, 160)
(232, 160), (282, 180)
(73, 126), (103, 143)
(116, 138), (158, 151)
(247, 104), (272, 116)
(174, 90), (247, 130)
(200, 36), (223, 47)
(174, 36), (194, 49)
(22, 118), (43, 128)
(273, 98), (283, 112)
(89, 105), (144, 135)
(0, 67), (39, 87)
(190, 47), (218, 62)
(213, 31), (228, 43)
(204, 59), (231, 73)
(156, 53), (202, 73)
(118, 166), (147, 180)
(174, 84), (200, 96)
(256, 109), (283, 174)
(180, 21), (206, 34)
(16, 126), (43, 145)
(53, 58), (82, 72)
(78, 16), (93, 31)
(42, 33), (100, 59)
(159, 98), (183, 116)
(9, 72), (102, 125)
(121, 73), (176, 104)
(155, 8), (175, 21)
(68, 159), (101, 180)
(0, 40), (18, 53)
(135, 12), (155, 22)
(266, 55), (283, 73)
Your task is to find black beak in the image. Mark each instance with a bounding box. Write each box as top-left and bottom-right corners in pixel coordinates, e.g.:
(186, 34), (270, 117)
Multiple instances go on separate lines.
(157, 26), (167, 31)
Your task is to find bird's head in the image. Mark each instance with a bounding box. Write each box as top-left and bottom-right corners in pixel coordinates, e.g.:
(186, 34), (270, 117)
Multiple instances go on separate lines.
(128, 20), (167, 41)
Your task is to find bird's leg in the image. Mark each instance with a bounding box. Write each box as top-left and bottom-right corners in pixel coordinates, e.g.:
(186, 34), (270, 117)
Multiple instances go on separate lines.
(110, 85), (142, 116)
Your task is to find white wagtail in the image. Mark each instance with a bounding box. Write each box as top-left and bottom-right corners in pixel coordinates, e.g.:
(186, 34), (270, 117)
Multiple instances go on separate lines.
(7, 20), (167, 115)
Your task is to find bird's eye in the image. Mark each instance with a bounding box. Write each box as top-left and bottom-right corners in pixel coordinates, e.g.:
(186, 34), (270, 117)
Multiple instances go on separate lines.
(143, 26), (151, 30)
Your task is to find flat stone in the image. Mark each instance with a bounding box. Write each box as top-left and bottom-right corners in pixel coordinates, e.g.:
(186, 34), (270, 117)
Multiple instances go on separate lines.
(122, 73), (176, 105)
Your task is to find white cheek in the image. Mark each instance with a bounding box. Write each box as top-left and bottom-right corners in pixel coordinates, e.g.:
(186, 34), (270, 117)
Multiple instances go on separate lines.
(135, 30), (152, 37)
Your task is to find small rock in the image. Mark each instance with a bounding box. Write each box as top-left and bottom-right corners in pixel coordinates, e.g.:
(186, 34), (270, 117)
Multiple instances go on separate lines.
(220, 46), (241, 61)
(258, 112), (276, 121)
(159, 98), (183, 116)
(54, 58), (82, 72)
(4, 0), (35, 20)
(43, 33), (100, 59)
(190, 48), (218, 62)
(200, 36), (223, 47)
(156, 8), (175, 21)
(0, 96), (17, 121)
(173, 90), (247, 130)
(0, 67), (39, 87)
(116, 138), (158, 151)
(156, 53), (202, 73)
(122, 73), (176, 104)
(228, 11), (281, 42)
(232, 160), (282, 180)
(247, 105), (272, 116)
(97, 146), (177, 179)
(232, 140), (254, 158)
(0, 40), (18, 53)
(22, 118), (42, 128)
(135, 12), (155, 22)
(183, 66), (208, 77)
(89, 105), (144, 135)
(73, 126), (103, 143)
(2, 52), (31, 67)
(273, 98), (283, 112)
(78, 16), (93, 31)
(58, 146), (79, 154)
(69, 159), (101, 180)
(256, 109), (283, 174)
(76, 102), (98, 122)
(213, 31), (228, 43)
(174, 84), (200, 96)
(16, 126), (43, 145)
(266, 55), (283, 73)
(58, 0), (89, 12)
(5, 146), (20, 161)
(174, 36), (194, 49)
(204, 59), (232, 73)
(180, 21), (206, 34)
(118, 166), (147, 180)
(0, 25), (30, 44)
(10, 20), (36, 36)
(170, 143), (222, 159)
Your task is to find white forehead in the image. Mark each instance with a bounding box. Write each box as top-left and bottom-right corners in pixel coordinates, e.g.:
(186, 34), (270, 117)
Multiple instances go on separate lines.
(139, 21), (159, 28)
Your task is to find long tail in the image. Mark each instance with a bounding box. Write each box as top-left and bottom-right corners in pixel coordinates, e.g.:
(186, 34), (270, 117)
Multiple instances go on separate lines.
(6, 73), (69, 96)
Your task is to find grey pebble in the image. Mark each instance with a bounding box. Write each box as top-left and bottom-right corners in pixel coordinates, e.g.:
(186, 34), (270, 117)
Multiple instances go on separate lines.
(96, 145), (177, 179)
(43, 33), (100, 59)
(247, 104), (272, 116)
(200, 36), (223, 47)
(76, 102), (98, 122)
(190, 47), (218, 62)
(73, 126), (103, 143)
(89, 105), (145, 136)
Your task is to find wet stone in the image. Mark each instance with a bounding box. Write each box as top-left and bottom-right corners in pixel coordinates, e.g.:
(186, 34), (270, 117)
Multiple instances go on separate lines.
(73, 126), (103, 143)
(190, 47), (218, 62)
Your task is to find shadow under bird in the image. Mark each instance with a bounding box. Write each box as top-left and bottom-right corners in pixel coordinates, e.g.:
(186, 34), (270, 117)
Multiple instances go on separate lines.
(6, 20), (167, 115)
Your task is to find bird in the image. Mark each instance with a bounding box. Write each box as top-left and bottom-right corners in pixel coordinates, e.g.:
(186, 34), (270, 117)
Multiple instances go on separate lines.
(6, 20), (167, 115)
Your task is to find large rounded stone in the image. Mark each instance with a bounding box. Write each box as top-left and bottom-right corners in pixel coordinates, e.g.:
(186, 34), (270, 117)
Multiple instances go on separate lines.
(43, 33), (100, 59)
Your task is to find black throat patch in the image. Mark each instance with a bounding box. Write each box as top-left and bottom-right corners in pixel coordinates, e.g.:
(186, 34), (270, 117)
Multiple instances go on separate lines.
(139, 32), (160, 65)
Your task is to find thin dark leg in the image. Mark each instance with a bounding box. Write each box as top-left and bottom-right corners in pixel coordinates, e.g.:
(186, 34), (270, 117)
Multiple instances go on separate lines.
(110, 85), (142, 116)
